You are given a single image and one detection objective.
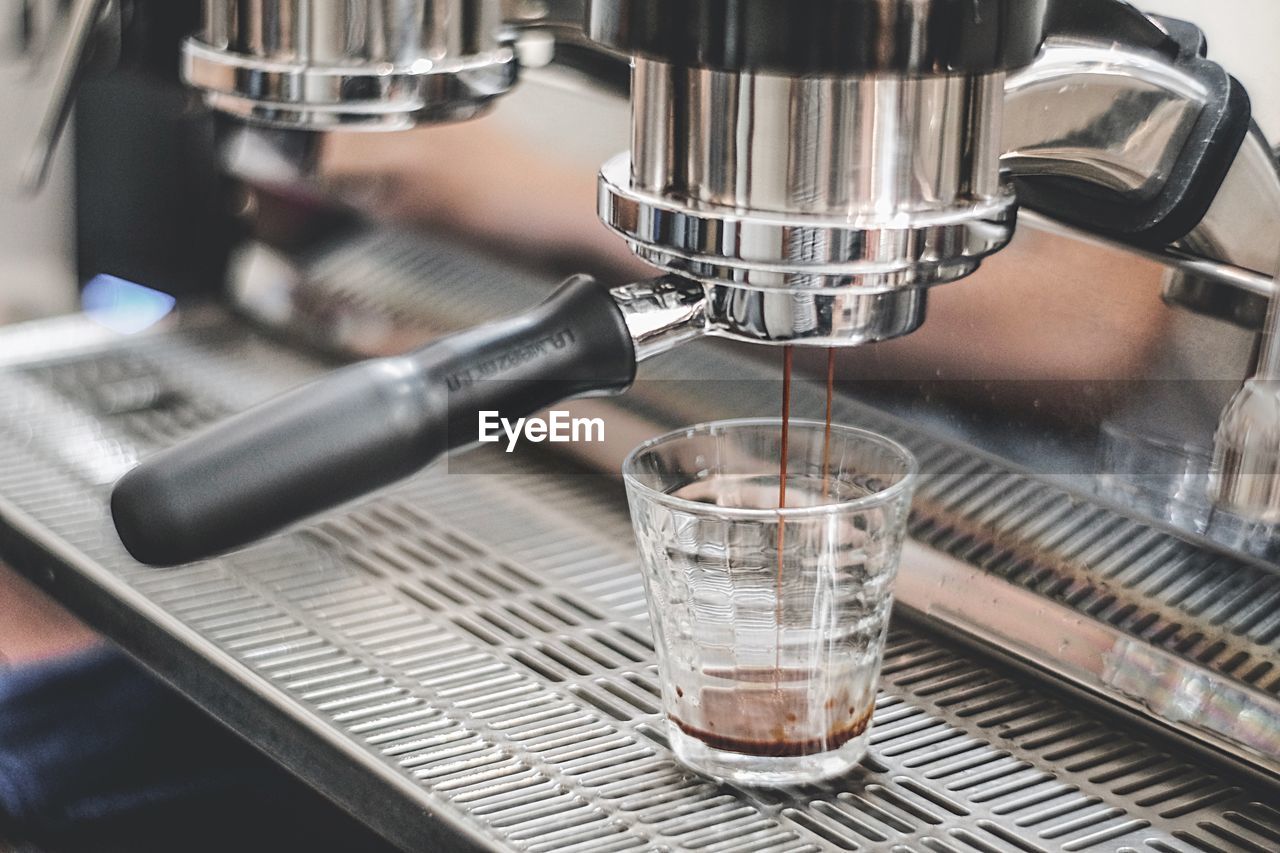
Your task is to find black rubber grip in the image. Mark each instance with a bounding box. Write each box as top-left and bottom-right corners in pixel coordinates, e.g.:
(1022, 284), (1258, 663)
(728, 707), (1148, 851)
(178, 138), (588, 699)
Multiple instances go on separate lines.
(111, 275), (636, 566)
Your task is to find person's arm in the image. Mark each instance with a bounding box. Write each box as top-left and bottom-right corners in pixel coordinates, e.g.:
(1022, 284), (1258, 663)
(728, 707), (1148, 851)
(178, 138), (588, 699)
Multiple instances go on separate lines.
(0, 565), (100, 665)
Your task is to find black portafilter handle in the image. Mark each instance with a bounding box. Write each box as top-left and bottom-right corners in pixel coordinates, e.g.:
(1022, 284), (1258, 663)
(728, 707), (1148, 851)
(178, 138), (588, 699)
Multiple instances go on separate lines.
(111, 275), (636, 567)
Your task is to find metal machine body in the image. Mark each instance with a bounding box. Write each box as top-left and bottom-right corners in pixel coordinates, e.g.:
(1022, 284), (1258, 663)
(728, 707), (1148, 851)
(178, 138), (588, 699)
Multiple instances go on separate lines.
(183, 0), (519, 128)
(593, 1), (1274, 350)
(2, 2), (1280, 850)
(592, 0), (1036, 347)
(96, 0), (1280, 562)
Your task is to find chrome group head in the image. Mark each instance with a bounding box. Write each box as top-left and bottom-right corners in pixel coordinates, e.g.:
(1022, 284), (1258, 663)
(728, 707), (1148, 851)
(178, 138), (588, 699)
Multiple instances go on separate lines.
(590, 0), (1047, 346)
(183, 1), (518, 130)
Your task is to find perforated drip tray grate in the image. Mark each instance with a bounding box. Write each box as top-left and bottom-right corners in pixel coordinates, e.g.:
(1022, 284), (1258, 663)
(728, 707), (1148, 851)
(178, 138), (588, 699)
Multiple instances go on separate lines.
(0, 313), (1276, 852)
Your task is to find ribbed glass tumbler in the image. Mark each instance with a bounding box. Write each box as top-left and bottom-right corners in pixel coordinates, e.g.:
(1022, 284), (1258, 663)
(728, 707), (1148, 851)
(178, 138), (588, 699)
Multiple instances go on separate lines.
(623, 419), (917, 785)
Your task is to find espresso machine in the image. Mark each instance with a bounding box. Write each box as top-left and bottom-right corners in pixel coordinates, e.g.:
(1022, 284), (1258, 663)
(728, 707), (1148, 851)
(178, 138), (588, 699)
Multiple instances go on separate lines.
(106, 0), (1280, 562)
(1, 1), (1278, 850)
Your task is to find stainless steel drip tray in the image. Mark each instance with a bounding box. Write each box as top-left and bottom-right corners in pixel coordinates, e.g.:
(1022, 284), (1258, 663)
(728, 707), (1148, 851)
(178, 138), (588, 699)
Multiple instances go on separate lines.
(0, 311), (1277, 853)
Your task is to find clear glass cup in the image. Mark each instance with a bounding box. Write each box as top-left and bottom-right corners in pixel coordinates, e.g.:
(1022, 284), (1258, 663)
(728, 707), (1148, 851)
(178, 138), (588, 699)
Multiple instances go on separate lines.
(623, 418), (918, 786)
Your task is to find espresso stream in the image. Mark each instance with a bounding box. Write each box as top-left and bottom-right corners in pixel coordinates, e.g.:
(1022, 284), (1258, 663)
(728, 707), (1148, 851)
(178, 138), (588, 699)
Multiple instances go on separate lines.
(674, 348), (858, 758)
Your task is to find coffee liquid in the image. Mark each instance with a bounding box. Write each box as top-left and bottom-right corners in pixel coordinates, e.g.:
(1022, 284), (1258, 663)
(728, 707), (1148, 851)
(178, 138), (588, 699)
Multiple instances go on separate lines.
(776, 346), (794, 651)
(671, 667), (873, 757)
(681, 348), (854, 758)
(775, 347), (837, 617)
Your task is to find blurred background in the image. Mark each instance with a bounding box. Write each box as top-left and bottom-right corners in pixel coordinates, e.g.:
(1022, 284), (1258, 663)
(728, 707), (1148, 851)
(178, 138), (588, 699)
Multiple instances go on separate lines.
(1, 0), (1277, 326)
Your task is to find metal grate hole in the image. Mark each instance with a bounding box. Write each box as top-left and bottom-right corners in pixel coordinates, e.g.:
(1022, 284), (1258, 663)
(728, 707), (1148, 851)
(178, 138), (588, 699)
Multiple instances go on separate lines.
(559, 744), (657, 779)
(489, 703), (587, 738)
(613, 624), (655, 651)
(385, 725), (474, 760)
(865, 783), (947, 824)
(471, 565), (521, 594)
(555, 593), (607, 622)
(904, 739), (992, 773)
(1059, 819), (1151, 851)
(501, 710), (599, 744)
(494, 559), (543, 589)
(450, 768), (548, 805)
(529, 827), (643, 853)
(679, 815), (787, 849)
(1196, 822), (1274, 853)
(443, 568), (498, 601)
(452, 616), (504, 646)
(500, 602), (560, 634)
(1221, 809), (1280, 849)
(562, 636), (625, 670)
(530, 642), (593, 677)
(962, 768), (1055, 805)
(836, 792), (919, 835)
(810, 801), (889, 842)
(453, 682), (545, 712)
(989, 783), (1078, 819)
(921, 839), (966, 853)
(1136, 776), (1217, 809)
(977, 820), (1052, 852)
(409, 653), (503, 685)
(368, 632), (463, 666)
(367, 717), (456, 750)
(528, 598), (585, 627)
(585, 629), (648, 663)
(568, 685), (634, 722)
(949, 827), (1012, 852)
(896, 778), (969, 817)
(467, 691), (566, 723)
(475, 609), (528, 640)
(1171, 830), (1236, 852)
(396, 571), (472, 608)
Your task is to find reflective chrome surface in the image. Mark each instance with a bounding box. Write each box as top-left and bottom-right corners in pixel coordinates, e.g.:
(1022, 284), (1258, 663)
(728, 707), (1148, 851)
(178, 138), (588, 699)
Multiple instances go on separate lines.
(185, 0), (518, 129)
(610, 273), (931, 351)
(702, 285), (927, 347)
(630, 60), (1008, 222)
(601, 155), (1015, 294)
(1003, 38), (1208, 197)
(1004, 38), (1280, 304)
(600, 58), (1013, 344)
(214, 121), (325, 186)
(611, 275), (706, 361)
(1182, 128), (1280, 280)
(1002, 37), (1280, 320)
(1160, 130), (1280, 330)
(598, 17), (1279, 328)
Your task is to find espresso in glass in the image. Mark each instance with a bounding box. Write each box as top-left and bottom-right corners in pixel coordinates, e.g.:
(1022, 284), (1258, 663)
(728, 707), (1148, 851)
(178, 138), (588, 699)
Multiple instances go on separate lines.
(624, 420), (917, 786)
